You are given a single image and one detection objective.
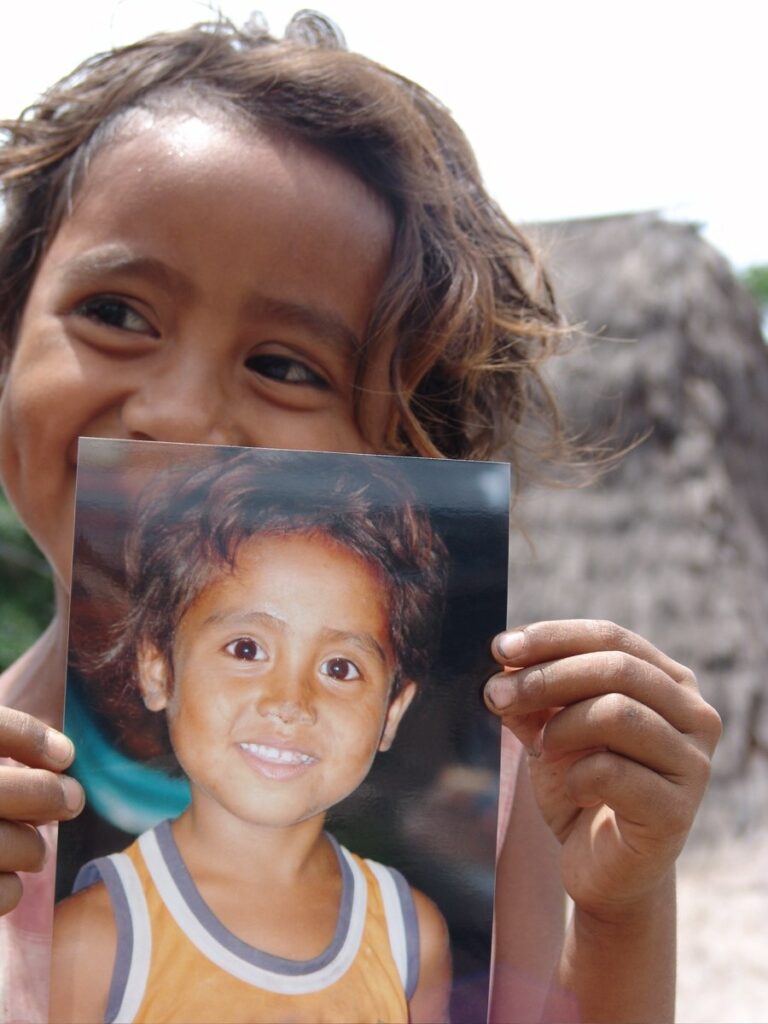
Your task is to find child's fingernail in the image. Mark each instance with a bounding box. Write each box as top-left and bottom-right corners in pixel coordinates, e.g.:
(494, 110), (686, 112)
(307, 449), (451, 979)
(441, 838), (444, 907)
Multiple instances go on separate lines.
(44, 729), (74, 765)
(485, 677), (512, 710)
(60, 776), (85, 814)
(497, 630), (525, 661)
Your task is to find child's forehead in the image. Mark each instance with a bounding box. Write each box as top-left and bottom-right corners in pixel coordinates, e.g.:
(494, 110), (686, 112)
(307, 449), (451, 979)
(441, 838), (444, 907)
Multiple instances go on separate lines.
(71, 110), (393, 243)
(197, 530), (389, 606)
(228, 530), (385, 581)
(40, 109), (395, 369)
(182, 531), (394, 646)
(54, 112), (392, 308)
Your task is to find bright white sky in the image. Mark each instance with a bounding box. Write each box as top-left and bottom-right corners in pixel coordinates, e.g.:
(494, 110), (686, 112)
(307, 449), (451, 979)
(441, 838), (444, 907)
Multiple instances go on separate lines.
(1, 0), (765, 269)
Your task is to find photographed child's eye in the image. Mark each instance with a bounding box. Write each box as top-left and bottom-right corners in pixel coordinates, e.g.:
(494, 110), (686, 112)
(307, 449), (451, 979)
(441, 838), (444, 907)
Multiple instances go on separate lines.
(75, 296), (153, 334)
(320, 657), (361, 681)
(225, 637), (266, 661)
(245, 353), (329, 389)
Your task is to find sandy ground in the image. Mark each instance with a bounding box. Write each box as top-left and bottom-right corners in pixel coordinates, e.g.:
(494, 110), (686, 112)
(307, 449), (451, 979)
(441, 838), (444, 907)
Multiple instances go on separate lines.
(676, 770), (768, 1024)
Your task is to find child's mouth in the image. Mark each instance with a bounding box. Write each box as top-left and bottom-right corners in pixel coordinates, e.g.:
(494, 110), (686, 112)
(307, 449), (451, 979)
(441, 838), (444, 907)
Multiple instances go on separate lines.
(239, 742), (314, 765)
(238, 741), (317, 780)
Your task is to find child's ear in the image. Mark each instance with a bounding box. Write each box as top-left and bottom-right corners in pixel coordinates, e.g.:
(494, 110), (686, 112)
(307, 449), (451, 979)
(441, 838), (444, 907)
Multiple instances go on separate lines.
(379, 680), (417, 752)
(137, 642), (171, 712)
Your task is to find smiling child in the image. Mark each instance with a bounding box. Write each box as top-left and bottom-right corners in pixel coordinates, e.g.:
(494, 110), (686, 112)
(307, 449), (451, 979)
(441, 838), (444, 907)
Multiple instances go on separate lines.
(0, 13), (721, 1024)
(50, 448), (452, 1023)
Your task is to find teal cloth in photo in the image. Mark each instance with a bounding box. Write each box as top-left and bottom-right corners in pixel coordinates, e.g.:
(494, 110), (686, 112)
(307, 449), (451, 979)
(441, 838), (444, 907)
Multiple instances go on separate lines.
(65, 683), (190, 835)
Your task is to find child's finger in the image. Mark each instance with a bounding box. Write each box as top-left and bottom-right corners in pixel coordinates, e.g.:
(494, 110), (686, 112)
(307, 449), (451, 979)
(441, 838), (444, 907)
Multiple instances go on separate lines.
(540, 695), (713, 785)
(565, 751), (696, 840)
(485, 652), (719, 748)
(492, 620), (696, 689)
(495, 707), (556, 754)
(0, 707), (74, 771)
(0, 874), (23, 916)
(0, 766), (84, 824)
(0, 821), (48, 873)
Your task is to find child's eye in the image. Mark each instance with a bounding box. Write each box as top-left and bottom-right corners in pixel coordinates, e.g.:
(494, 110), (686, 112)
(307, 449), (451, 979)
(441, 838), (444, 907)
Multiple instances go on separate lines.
(75, 296), (154, 334)
(225, 637), (267, 661)
(245, 353), (329, 389)
(320, 657), (361, 682)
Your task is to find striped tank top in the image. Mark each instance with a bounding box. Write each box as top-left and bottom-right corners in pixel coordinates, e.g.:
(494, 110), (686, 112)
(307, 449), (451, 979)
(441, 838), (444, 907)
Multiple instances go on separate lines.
(73, 821), (420, 1023)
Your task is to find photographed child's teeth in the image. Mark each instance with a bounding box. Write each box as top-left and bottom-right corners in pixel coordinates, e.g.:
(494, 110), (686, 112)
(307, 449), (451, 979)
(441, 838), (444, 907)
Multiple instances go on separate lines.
(240, 743), (312, 764)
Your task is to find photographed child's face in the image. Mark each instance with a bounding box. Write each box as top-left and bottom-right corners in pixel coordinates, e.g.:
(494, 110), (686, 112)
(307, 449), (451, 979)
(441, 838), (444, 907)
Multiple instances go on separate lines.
(0, 113), (395, 584)
(138, 531), (416, 830)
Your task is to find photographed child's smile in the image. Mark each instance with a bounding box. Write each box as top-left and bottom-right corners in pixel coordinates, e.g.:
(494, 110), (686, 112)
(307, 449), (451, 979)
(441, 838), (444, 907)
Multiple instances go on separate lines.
(237, 739), (318, 782)
(139, 531), (416, 832)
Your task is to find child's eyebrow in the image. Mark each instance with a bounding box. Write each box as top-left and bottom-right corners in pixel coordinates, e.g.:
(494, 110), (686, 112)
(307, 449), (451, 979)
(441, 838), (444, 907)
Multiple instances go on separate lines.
(242, 295), (361, 363)
(201, 609), (389, 666)
(59, 249), (192, 300)
(201, 608), (284, 632)
(59, 246), (362, 359)
(317, 628), (390, 667)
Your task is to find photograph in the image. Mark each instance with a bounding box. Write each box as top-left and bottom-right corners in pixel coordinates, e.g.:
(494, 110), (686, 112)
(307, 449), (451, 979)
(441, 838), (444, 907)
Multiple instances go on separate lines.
(52, 437), (510, 1023)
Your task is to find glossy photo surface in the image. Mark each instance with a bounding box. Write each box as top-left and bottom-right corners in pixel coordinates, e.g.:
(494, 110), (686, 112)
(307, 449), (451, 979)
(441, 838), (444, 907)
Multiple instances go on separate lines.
(57, 438), (510, 1022)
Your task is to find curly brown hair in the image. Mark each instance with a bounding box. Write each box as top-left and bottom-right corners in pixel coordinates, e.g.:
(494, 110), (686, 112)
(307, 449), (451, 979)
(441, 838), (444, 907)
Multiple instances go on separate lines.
(0, 11), (570, 477)
(81, 447), (448, 761)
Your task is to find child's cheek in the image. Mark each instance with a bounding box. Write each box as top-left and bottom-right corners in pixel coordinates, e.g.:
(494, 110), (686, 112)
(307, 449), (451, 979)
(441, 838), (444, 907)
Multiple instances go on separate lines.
(0, 377), (71, 580)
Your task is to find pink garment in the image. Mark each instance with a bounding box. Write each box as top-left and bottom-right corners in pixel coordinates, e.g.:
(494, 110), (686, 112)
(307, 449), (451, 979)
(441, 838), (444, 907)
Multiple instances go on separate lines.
(0, 813), (55, 1024)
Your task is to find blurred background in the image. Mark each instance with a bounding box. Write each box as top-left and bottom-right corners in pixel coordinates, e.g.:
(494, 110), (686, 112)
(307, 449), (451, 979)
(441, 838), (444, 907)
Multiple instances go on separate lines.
(1, 3), (767, 1020)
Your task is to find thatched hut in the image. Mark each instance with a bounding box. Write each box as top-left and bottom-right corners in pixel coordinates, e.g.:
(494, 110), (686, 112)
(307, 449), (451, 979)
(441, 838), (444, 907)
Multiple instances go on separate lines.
(512, 212), (768, 828)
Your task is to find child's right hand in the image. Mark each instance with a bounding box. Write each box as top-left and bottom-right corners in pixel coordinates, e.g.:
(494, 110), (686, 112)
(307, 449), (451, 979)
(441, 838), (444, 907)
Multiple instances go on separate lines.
(0, 706), (84, 914)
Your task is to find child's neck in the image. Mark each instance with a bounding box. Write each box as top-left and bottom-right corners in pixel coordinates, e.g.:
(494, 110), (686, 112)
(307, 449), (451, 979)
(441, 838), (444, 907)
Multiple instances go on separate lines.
(172, 796), (332, 888)
(171, 797), (344, 960)
(0, 582), (69, 722)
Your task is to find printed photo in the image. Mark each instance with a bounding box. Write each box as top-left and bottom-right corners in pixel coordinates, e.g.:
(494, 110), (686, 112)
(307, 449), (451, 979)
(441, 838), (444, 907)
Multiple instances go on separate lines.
(52, 438), (510, 1023)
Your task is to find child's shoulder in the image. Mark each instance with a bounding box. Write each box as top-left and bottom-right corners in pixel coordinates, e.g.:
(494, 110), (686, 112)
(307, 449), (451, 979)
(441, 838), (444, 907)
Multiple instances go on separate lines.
(351, 849), (449, 963)
(50, 880), (116, 1022)
(409, 885), (449, 955)
(52, 877), (116, 961)
(407, 886), (451, 1024)
(345, 846), (451, 1018)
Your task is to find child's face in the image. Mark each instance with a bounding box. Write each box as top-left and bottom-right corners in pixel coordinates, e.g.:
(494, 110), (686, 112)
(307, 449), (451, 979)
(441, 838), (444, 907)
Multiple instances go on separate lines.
(0, 113), (395, 585)
(138, 531), (415, 831)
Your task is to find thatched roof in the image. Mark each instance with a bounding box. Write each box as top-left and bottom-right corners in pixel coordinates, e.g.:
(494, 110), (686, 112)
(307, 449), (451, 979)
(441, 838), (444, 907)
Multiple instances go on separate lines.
(511, 213), (768, 820)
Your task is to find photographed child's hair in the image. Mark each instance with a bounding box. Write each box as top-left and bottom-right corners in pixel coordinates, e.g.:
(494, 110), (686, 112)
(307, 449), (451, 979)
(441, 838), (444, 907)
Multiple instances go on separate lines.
(0, 11), (568, 476)
(80, 449), (448, 762)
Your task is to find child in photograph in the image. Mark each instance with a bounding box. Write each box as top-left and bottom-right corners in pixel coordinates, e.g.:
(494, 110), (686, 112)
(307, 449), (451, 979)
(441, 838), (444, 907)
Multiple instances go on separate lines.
(0, 12), (721, 1023)
(51, 449), (452, 1023)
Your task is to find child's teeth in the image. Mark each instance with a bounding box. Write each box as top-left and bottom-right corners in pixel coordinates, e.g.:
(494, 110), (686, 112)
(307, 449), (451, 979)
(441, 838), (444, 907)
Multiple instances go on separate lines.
(241, 742), (311, 764)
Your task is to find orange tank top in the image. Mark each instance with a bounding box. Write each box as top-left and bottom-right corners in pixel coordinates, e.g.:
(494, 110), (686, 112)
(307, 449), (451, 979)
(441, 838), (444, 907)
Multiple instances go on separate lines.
(73, 822), (419, 1023)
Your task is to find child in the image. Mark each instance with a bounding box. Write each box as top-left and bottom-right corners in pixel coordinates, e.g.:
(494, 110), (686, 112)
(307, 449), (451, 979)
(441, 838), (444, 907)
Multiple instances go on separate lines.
(51, 447), (452, 1023)
(0, 12), (721, 1024)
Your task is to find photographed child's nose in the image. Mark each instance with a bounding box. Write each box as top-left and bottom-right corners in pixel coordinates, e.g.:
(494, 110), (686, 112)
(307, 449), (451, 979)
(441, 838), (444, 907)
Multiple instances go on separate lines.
(256, 676), (317, 727)
(120, 356), (241, 446)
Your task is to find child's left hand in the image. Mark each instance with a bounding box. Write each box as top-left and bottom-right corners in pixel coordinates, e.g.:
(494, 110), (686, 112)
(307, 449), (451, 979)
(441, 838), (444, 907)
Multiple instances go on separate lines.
(485, 620), (721, 918)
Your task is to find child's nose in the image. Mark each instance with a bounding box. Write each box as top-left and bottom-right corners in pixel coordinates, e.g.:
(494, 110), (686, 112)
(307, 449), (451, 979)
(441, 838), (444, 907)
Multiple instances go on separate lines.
(257, 676), (317, 728)
(258, 699), (317, 727)
(120, 354), (243, 446)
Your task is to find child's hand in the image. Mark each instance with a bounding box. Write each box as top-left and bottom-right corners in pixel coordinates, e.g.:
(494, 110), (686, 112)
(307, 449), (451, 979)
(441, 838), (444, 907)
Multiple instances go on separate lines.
(485, 620), (721, 919)
(0, 707), (84, 914)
